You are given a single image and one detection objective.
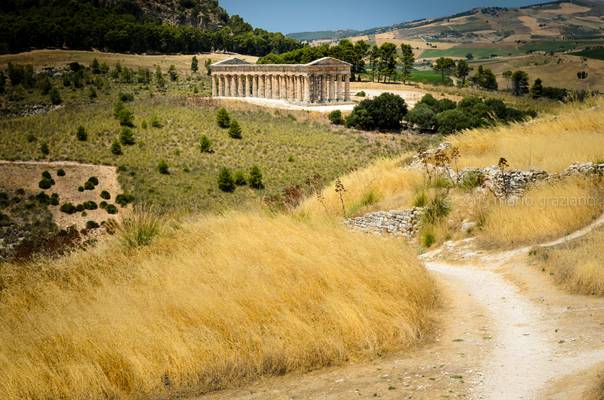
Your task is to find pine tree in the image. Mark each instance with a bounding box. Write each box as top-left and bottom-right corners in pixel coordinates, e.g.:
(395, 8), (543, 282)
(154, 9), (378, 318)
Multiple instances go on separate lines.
(228, 120), (242, 139)
(216, 107), (230, 128)
(217, 167), (235, 192)
(530, 78), (544, 99)
(120, 127), (136, 145)
(511, 70), (529, 96)
(191, 56), (199, 73)
(399, 44), (415, 84)
(455, 60), (470, 86)
(199, 134), (212, 153)
(248, 165), (264, 189)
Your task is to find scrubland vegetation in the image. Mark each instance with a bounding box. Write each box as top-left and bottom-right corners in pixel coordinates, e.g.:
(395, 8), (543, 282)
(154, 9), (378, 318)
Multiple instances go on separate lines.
(0, 212), (437, 399)
(531, 225), (604, 296)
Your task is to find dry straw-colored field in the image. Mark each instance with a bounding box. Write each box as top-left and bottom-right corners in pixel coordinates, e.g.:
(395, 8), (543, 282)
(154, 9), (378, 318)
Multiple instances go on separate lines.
(0, 212), (437, 400)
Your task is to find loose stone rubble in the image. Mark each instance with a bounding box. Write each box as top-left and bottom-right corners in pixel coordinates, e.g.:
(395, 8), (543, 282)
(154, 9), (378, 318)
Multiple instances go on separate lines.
(345, 208), (424, 238)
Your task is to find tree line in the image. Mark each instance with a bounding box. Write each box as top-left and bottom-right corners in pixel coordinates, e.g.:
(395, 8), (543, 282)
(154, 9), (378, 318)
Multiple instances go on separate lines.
(0, 0), (301, 56)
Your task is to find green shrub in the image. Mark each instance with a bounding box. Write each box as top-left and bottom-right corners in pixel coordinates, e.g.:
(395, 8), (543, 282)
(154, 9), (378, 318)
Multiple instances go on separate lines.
(141, 120), (148, 129)
(413, 190), (428, 207)
(49, 87), (62, 104)
(199, 134), (212, 153)
(88, 87), (97, 100)
(78, 186), (84, 192)
(84, 180), (95, 190)
(83, 200), (98, 210)
(118, 92), (134, 102)
(421, 194), (450, 225)
(248, 165), (264, 189)
(460, 170), (484, 190)
(406, 103), (436, 131)
(120, 127), (136, 145)
(106, 204), (118, 214)
(49, 193), (60, 206)
(76, 126), (88, 141)
(38, 178), (54, 190)
(60, 202), (77, 214)
(228, 120), (242, 139)
(57, 169), (65, 177)
(421, 230), (436, 248)
(114, 101), (134, 126)
(100, 190), (111, 200)
(100, 201), (108, 209)
(355, 91), (366, 97)
(88, 176), (99, 186)
(435, 109), (474, 134)
(35, 192), (49, 204)
(328, 110), (344, 125)
(86, 220), (100, 230)
(233, 170), (247, 186)
(117, 211), (161, 248)
(42, 171), (51, 179)
(217, 167), (235, 192)
(287, 155), (295, 162)
(158, 160), (169, 175)
(115, 193), (134, 207)
(111, 141), (122, 155)
(40, 142), (49, 156)
(216, 107), (230, 128)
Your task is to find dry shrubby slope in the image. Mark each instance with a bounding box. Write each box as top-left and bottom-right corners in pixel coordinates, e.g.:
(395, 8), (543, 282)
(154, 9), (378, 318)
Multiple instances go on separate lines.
(0, 213), (436, 400)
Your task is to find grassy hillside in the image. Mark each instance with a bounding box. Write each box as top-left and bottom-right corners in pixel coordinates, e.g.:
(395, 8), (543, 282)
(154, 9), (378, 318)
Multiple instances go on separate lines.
(0, 212), (437, 399)
(0, 51), (407, 213)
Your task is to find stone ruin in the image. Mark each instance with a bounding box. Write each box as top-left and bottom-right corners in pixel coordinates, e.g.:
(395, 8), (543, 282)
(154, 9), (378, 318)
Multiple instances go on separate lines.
(345, 208), (424, 238)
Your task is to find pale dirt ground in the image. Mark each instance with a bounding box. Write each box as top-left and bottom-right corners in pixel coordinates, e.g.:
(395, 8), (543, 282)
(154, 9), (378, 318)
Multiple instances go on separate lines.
(0, 160), (128, 229)
(185, 215), (604, 400)
(518, 15), (560, 37)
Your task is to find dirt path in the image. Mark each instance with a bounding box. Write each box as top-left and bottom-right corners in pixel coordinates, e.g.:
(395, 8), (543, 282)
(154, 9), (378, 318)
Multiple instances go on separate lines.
(188, 218), (604, 400)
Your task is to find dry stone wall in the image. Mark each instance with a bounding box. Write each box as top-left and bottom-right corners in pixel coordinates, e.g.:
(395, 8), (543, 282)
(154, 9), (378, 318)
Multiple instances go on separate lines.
(345, 208), (424, 238)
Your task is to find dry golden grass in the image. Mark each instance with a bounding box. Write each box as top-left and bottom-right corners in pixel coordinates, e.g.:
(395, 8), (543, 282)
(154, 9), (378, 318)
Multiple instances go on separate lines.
(296, 155), (425, 218)
(532, 225), (604, 296)
(477, 177), (604, 248)
(0, 49), (258, 73)
(449, 98), (604, 172)
(0, 212), (437, 400)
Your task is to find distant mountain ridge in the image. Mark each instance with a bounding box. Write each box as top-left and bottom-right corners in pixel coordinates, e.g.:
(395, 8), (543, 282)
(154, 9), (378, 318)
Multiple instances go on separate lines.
(288, 0), (604, 43)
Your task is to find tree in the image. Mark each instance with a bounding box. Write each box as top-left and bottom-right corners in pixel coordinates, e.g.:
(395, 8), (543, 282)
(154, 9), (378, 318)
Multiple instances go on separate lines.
(346, 93), (408, 131)
(248, 165), (264, 189)
(465, 53), (474, 61)
(400, 44), (415, 84)
(455, 59), (470, 86)
(40, 142), (49, 156)
(369, 45), (380, 82)
(91, 58), (101, 74)
(471, 66), (498, 90)
(577, 71), (588, 80)
(406, 103), (436, 131)
(530, 78), (544, 99)
(435, 109), (474, 134)
(433, 57), (455, 84)
(378, 43), (398, 82)
(120, 127), (136, 145)
(199, 134), (212, 153)
(228, 120), (242, 139)
(191, 56), (199, 73)
(76, 126), (87, 141)
(111, 141), (122, 155)
(216, 108), (230, 128)
(502, 70), (513, 90)
(155, 66), (165, 88)
(511, 70), (529, 96)
(205, 59), (213, 76)
(217, 167), (235, 192)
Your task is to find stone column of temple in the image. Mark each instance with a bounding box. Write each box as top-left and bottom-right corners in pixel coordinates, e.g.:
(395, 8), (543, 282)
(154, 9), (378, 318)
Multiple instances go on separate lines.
(252, 76), (258, 97)
(289, 76), (295, 101)
(335, 74), (342, 101)
(287, 76), (293, 101)
(224, 75), (230, 97)
(345, 74), (351, 101)
(279, 75), (286, 100)
(216, 75), (222, 96)
(303, 75), (311, 103)
(248, 75), (253, 97)
(330, 74), (336, 102)
(271, 75), (277, 99)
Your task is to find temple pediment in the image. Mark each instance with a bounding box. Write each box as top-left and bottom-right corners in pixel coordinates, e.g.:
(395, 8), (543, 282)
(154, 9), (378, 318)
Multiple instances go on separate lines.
(306, 57), (352, 67)
(211, 58), (251, 66)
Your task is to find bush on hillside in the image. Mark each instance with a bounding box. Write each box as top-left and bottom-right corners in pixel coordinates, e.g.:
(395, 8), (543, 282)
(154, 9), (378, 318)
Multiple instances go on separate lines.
(248, 165), (264, 189)
(216, 108), (230, 128)
(328, 110), (344, 125)
(120, 127), (136, 145)
(158, 160), (169, 175)
(49, 88), (61, 105)
(111, 141), (122, 155)
(233, 170), (247, 186)
(76, 126), (88, 141)
(228, 120), (242, 139)
(217, 167), (235, 192)
(199, 134), (212, 153)
(100, 191), (111, 200)
(346, 93), (408, 131)
(57, 169), (65, 177)
(406, 103), (436, 131)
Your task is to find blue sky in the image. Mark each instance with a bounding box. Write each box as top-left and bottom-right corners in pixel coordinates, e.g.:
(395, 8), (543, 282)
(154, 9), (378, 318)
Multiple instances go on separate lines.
(220, 0), (551, 34)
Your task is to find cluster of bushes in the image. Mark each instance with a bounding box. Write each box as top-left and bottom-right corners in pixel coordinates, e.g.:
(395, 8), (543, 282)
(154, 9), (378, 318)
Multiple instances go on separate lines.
(345, 93), (408, 131)
(34, 191), (60, 206)
(60, 199), (118, 215)
(38, 171), (56, 190)
(406, 94), (535, 134)
(218, 166), (264, 193)
(529, 78), (569, 101)
(3, 62), (63, 104)
(0, 1), (301, 56)
(216, 108), (242, 139)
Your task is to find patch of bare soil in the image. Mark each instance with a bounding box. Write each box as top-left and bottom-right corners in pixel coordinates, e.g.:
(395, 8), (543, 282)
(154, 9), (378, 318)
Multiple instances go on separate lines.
(0, 160), (128, 229)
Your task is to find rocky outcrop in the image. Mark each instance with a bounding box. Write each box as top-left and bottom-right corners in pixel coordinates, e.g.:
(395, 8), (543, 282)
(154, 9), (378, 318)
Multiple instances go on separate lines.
(345, 208), (424, 238)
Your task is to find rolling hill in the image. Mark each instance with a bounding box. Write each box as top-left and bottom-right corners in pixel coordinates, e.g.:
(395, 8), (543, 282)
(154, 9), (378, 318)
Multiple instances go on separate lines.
(289, 0), (604, 44)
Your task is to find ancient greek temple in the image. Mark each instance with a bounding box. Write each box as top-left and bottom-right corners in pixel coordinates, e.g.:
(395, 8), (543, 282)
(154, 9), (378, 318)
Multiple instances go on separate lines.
(210, 57), (352, 105)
